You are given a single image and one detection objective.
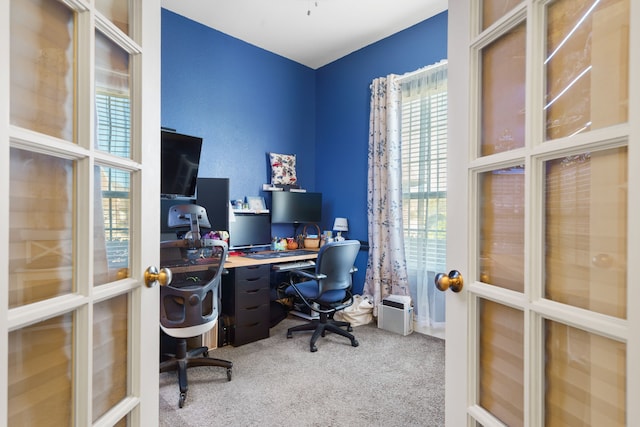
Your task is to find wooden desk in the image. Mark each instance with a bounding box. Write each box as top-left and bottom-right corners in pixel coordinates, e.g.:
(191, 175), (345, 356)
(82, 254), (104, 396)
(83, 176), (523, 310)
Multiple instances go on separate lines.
(224, 250), (318, 268)
(221, 250), (318, 346)
(163, 249), (318, 272)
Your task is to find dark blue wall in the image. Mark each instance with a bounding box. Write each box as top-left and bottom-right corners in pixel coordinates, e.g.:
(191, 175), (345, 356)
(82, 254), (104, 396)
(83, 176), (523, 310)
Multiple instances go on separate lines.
(161, 9), (316, 203)
(314, 12), (448, 291)
(161, 9), (448, 294)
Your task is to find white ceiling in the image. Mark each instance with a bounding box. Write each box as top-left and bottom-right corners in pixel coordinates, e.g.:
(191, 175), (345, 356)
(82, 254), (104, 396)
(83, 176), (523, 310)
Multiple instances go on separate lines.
(161, 0), (448, 70)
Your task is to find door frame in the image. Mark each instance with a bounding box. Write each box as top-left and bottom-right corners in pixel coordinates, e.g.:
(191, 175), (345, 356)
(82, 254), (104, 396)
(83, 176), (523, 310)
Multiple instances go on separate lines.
(134, 0), (162, 424)
(445, 1), (640, 426)
(0, 0), (162, 425)
(0, 0), (9, 420)
(445, 2), (471, 425)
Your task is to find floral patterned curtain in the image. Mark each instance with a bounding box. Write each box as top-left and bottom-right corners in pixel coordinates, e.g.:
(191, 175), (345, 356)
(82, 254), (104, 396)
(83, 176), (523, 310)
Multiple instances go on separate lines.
(364, 75), (410, 316)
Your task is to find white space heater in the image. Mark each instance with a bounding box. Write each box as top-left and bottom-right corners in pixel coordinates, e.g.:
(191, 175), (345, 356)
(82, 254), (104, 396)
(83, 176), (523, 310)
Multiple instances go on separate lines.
(378, 295), (413, 336)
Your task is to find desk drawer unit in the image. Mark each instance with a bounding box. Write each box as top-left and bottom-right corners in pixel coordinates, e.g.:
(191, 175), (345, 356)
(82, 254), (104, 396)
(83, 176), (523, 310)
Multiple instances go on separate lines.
(222, 264), (270, 346)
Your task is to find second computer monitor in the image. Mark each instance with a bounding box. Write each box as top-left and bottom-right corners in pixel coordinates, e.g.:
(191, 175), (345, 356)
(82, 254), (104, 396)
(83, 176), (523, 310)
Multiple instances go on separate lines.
(228, 214), (272, 251)
(270, 191), (322, 224)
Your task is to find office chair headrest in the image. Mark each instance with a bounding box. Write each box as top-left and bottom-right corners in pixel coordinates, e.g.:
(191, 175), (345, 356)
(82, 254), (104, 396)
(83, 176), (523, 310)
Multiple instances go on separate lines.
(167, 204), (211, 230)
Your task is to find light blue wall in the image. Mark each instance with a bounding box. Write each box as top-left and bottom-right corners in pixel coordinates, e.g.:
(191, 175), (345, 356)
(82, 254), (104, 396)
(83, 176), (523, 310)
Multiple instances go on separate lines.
(161, 9), (448, 294)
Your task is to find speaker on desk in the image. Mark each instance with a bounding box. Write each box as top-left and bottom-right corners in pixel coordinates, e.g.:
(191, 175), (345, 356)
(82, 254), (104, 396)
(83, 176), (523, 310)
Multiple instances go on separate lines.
(196, 177), (229, 232)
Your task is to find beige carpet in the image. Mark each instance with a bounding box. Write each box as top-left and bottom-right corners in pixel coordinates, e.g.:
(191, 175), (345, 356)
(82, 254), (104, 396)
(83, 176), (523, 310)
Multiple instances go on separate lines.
(159, 316), (445, 427)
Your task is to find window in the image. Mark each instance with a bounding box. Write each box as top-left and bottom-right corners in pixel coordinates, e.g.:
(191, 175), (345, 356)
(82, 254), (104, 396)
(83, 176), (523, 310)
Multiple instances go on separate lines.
(400, 70), (448, 274)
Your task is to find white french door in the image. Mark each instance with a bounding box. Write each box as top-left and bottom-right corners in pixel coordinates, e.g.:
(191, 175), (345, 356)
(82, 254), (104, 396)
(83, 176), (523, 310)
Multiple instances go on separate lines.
(445, 1), (639, 426)
(1, 0), (161, 425)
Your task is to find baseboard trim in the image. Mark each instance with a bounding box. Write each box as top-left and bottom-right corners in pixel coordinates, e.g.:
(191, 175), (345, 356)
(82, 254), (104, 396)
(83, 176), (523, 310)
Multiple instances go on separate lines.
(413, 321), (445, 340)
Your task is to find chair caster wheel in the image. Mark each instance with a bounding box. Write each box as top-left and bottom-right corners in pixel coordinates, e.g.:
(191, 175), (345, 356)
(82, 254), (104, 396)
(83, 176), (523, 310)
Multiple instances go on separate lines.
(203, 350), (209, 357)
(227, 368), (232, 381)
(310, 345), (318, 352)
(347, 325), (353, 332)
(352, 339), (359, 347)
(179, 392), (186, 408)
(287, 332), (292, 339)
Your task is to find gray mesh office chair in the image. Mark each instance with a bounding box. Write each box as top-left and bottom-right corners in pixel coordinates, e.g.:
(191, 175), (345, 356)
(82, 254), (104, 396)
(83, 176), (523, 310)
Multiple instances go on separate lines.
(284, 240), (361, 352)
(159, 204), (232, 408)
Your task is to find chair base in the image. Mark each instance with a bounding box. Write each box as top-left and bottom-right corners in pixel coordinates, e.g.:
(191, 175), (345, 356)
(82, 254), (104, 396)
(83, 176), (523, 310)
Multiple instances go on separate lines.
(160, 338), (233, 408)
(287, 314), (359, 352)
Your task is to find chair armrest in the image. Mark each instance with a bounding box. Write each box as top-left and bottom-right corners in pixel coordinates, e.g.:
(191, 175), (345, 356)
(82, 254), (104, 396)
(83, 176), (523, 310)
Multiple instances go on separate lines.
(160, 238), (210, 249)
(160, 239), (189, 249)
(289, 269), (327, 281)
(290, 267), (354, 278)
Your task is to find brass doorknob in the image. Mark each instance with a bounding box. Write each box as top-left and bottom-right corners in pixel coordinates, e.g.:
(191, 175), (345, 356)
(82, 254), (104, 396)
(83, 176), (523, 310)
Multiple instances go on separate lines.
(144, 266), (172, 288)
(435, 270), (463, 293)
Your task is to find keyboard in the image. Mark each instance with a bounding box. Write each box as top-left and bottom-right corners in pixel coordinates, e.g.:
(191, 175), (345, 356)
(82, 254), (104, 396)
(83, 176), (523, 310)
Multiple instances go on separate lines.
(244, 249), (316, 260)
(272, 260), (316, 271)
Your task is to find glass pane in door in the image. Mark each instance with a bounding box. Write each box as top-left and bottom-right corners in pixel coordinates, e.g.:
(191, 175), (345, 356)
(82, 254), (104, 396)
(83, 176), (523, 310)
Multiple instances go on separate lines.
(8, 313), (74, 426)
(96, 91), (131, 157)
(544, 147), (627, 318)
(479, 299), (524, 427)
(96, 0), (129, 35)
(545, 0), (629, 140)
(10, 0), (75, 142)
(482, 0), (524, 30)
(96, 166), (131, 284)
(93, 294), (129, 421)
(9, 148), (75, 307)
(478, 166), (525, 292)
(480, 23), (526, 156)
(545, 320), (626, 426)
(95, 31), (131, 158)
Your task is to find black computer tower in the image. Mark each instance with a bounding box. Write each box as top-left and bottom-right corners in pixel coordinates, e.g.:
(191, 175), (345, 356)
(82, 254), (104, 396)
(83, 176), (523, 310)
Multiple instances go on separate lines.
(196, 177), (230, 232)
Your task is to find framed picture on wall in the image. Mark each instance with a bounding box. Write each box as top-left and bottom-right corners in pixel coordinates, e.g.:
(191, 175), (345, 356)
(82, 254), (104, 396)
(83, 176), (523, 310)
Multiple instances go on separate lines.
(247, 196), (266, 211)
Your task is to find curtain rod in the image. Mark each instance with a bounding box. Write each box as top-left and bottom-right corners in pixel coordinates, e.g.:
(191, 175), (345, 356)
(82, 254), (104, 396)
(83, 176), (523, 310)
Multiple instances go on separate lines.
(395, 59), (448, 83)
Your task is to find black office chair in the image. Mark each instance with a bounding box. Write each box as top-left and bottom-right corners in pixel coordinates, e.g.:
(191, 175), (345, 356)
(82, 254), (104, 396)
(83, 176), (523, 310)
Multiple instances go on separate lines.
(159, 204), (232, 408)
(284, 239), (361, 352)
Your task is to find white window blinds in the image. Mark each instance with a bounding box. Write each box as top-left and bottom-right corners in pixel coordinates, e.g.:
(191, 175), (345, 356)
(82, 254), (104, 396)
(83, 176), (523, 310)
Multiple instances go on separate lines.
(400, 62), (448, 273)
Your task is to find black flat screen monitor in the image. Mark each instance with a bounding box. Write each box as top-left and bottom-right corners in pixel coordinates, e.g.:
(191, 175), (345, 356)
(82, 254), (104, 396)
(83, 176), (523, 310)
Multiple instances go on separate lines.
(161, 130), (203, 198)
(271, 191), (322, 224)
(228, 214), (272, 251)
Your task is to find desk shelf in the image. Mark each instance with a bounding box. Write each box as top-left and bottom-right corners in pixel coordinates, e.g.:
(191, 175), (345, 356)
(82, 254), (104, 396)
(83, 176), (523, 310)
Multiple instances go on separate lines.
(232, 208), (269, 214)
